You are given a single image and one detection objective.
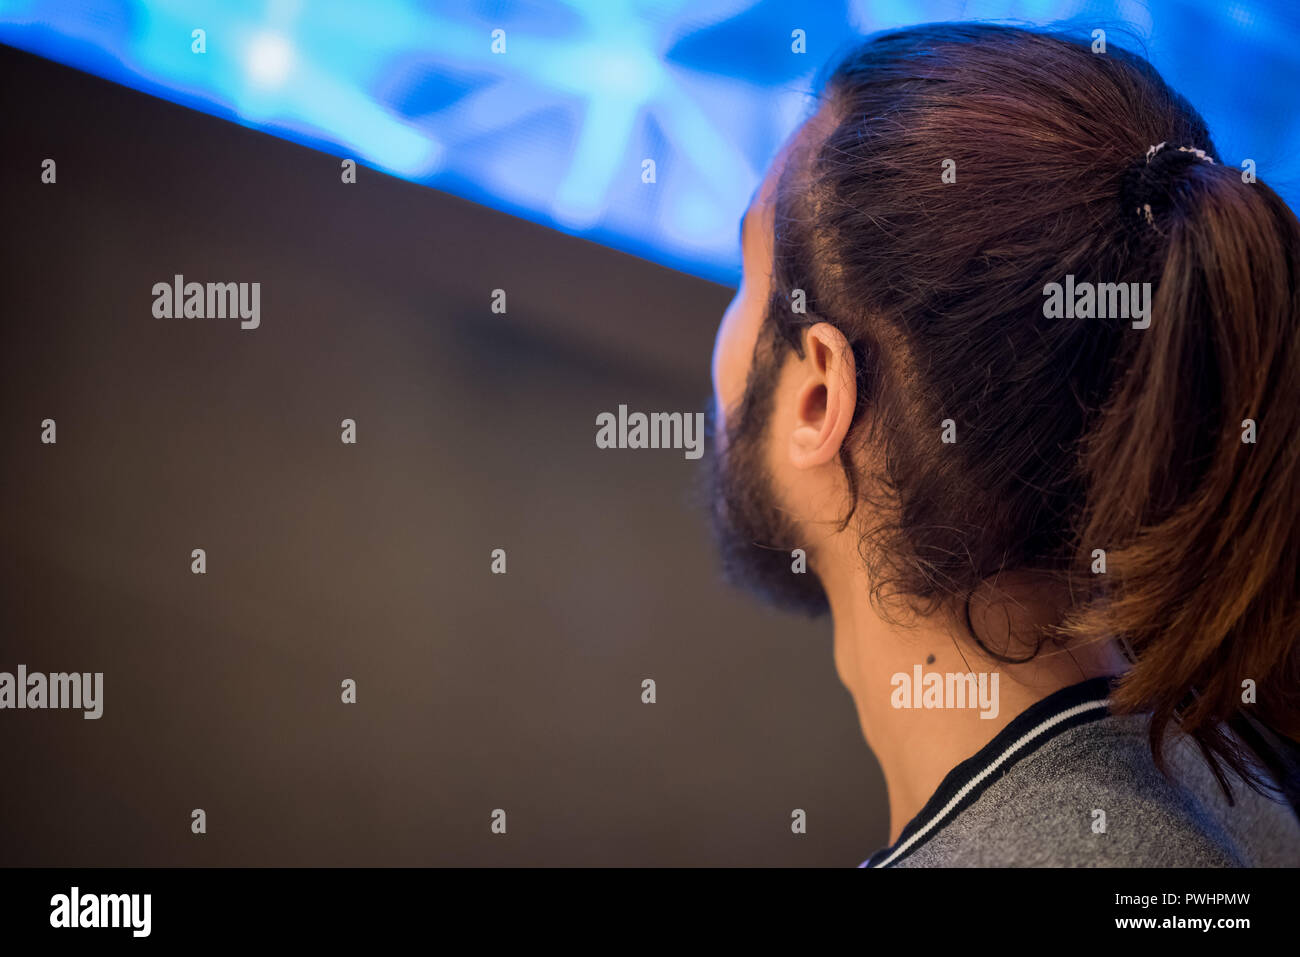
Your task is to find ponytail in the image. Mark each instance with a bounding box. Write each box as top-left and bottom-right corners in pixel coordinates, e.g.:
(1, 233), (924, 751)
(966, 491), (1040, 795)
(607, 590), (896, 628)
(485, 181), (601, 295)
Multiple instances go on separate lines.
(1066, 156), (1300, 798)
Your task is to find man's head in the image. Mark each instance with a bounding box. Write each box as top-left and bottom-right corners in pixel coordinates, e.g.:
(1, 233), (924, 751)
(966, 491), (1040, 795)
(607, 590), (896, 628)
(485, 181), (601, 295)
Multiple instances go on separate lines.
(701, 23), (1300, 791)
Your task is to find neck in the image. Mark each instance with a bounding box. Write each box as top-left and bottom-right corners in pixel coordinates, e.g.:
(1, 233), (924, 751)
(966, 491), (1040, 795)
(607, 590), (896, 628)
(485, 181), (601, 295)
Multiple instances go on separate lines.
(820, 559), (1129, 844)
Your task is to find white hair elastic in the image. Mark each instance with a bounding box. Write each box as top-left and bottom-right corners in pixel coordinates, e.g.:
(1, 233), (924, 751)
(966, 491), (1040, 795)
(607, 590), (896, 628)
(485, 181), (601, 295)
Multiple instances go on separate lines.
(1132, 142), (1215, 228)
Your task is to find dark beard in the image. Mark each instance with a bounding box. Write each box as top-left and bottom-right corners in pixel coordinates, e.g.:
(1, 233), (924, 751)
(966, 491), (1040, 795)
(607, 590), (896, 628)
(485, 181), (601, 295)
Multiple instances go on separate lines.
(701, 336), (831, 618)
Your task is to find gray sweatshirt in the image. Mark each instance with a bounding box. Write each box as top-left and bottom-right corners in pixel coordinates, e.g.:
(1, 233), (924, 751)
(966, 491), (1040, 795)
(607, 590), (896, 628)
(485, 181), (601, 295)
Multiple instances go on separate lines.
(860, 676), (1300, 867)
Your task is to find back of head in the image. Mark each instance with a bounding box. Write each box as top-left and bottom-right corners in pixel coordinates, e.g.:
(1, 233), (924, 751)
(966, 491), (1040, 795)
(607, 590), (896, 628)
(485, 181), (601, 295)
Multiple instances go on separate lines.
(767, 23), (1300, 798)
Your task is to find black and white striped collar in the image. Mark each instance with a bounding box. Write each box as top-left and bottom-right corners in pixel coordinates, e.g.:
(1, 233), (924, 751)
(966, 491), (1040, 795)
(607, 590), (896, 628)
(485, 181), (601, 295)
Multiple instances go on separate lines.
(860, 675), (1118, 868)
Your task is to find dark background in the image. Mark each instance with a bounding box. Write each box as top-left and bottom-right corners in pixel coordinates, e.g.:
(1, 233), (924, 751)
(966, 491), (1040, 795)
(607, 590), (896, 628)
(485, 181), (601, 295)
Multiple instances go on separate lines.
(0, 44), (884, 866)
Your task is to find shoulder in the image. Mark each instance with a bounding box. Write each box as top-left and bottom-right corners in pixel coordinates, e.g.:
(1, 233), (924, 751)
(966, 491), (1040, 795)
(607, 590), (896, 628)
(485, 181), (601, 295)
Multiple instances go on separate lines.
(894, 714), (1300, 867)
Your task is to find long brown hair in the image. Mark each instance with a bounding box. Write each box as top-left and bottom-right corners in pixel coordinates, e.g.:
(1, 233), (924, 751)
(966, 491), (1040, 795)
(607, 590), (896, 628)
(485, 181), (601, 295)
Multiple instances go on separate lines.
(766, 24), (1300, 800)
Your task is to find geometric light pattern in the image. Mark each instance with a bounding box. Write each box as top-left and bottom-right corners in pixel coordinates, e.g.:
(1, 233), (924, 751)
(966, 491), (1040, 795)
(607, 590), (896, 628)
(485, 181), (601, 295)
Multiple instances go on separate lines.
(3, 0), (1297, 284)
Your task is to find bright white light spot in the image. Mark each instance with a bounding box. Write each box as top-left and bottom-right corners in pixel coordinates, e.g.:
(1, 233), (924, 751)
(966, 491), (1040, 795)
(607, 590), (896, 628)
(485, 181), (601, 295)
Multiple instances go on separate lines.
(246, 32), (294, 88)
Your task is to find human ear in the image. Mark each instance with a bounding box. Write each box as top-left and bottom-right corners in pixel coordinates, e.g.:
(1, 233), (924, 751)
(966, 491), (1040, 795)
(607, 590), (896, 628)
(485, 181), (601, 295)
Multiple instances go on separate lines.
(788, 322), (856, 469)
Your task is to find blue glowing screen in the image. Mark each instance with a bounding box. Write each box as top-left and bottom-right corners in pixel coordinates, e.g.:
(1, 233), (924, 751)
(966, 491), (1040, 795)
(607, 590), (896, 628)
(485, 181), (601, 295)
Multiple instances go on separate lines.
(2, 1), (1297, 285)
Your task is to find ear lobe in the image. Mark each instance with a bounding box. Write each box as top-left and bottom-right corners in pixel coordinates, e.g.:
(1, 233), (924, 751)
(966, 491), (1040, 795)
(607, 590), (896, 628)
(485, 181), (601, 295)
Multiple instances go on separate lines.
(789, 323), (856, 469)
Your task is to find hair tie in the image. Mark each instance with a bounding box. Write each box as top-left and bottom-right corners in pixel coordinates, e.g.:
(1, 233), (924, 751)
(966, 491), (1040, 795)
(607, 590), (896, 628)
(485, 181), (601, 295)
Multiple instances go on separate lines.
(1121, 142), (1215, 230)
